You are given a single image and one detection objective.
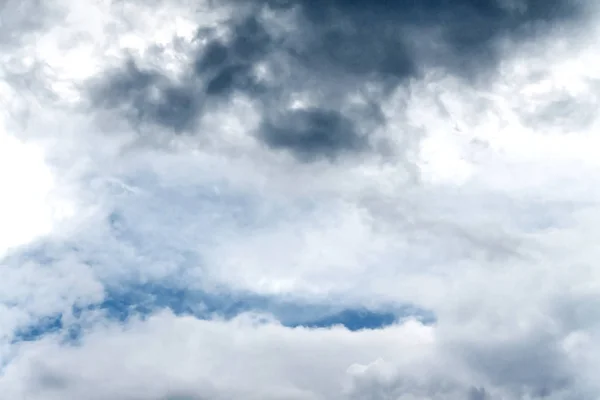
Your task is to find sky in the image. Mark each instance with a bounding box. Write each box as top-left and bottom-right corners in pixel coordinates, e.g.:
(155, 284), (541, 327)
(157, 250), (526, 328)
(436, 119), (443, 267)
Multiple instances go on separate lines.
(1, 0), (600, 398)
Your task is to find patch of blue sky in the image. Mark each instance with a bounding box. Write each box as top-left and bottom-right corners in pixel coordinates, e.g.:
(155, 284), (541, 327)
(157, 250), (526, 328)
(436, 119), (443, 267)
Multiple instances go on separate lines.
(11, 282), (435, 344)
(11, 313), (83, 345)
(12, 315), (63, 342)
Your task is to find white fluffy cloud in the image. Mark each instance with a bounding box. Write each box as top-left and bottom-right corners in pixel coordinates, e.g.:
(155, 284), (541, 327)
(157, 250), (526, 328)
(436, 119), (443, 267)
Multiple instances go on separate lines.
(2, 0), (600, 399)
(1, 313), (437, 400)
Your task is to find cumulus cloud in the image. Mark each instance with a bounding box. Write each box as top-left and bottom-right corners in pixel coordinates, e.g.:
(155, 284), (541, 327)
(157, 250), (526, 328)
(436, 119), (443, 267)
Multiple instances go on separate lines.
(2, 0), (600, 399)
(2, 313), (439, 400)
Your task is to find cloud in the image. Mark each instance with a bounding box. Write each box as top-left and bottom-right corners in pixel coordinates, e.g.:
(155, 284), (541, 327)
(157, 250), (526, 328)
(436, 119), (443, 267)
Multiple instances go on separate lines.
(2, 308), (591, 399)
(195, 15), (271, 96)
(0, 0), (58, 48)
(90, 60), (200, 133)
(79, 0), (588, 163)
(0, 133), (56, 256)
(261, 0), (583, 81)
(3, 0), (600, 399)
(1, 313), (439, 400)
(259, 108), (368, 161)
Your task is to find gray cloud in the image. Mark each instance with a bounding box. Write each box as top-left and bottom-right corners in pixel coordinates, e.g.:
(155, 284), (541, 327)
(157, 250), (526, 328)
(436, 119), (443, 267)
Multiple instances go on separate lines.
(460, 336), (572, 397)
(89, 60), (200, 133)
(4, 0), (600, 399)
(84, 0), (585, 163)
(194, 16), (270, 97)
(259, 108), (368, 161)
(263, 0), (582, 79)
(0, 0), (59, 47)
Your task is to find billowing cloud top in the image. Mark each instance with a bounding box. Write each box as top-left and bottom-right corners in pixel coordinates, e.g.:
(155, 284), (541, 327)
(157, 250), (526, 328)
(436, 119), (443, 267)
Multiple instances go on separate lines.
(1, 0), (600, 399)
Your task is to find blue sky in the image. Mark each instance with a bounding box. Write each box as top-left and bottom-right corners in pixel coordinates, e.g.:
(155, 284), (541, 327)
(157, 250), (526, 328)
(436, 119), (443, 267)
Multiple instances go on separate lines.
(12, 286), (431, 344)
(2, 0), (600, 399)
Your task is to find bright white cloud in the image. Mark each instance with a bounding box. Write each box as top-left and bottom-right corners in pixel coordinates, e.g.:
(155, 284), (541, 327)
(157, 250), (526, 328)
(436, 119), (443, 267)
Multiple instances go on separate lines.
(0, 130), (69, 256)
(1, 313), (439, 400)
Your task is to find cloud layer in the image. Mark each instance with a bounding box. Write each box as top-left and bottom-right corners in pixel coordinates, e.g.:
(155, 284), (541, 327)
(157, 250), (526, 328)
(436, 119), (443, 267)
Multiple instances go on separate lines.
(2, 0), (600, 398)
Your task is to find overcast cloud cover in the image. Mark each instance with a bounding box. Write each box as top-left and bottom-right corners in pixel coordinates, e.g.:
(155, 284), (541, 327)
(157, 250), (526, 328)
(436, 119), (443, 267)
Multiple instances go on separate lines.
(2, 0), (600, 398)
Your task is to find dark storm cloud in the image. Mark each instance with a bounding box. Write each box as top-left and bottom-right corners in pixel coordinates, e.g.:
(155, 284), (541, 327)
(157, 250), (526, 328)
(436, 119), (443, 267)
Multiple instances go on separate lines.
(468, 387), (488, 400)
(89, 60), (200, 133)
(196, 0), (584, 104)
(259, 108), (368, 161)
(88, 11), (377, 161)
(263, 0), (582, 80)
(229, 15), (272, 63)
(87, 0), (584, 159)
(204, 64), (255, 96)
(194, 16), (271, 96)
(88, 15), (274, 135)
